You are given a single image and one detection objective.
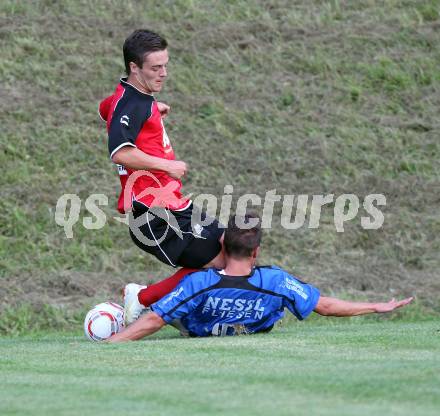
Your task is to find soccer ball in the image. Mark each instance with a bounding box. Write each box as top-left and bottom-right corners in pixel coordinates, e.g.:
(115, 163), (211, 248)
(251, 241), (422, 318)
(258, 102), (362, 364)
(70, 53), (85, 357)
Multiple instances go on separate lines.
(84, 302), (125, 342)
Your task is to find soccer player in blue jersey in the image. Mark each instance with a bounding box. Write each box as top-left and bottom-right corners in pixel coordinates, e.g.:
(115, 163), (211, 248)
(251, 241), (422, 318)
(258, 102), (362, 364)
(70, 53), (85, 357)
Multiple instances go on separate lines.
(108, 214), (413, 342)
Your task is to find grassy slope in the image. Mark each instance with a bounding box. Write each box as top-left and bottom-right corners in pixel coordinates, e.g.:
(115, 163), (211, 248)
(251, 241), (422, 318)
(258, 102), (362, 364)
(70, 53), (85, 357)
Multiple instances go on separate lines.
(1, 0), (440, 316)
(1, 320), (439, 416)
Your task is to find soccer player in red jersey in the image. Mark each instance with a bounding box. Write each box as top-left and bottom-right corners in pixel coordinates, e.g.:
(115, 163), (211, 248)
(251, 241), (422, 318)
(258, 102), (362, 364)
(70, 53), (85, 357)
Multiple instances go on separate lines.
(99, 29), (225, 274)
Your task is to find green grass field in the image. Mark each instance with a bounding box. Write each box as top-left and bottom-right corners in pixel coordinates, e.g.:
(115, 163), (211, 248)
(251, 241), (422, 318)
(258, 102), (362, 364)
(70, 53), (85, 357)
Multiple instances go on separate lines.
(1, 319), (439, 416)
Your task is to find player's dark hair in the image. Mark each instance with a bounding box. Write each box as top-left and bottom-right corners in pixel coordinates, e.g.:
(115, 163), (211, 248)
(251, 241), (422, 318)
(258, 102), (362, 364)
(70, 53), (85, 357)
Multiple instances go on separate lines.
(224, 213), (262, 259)
(123, 29), (168, 75)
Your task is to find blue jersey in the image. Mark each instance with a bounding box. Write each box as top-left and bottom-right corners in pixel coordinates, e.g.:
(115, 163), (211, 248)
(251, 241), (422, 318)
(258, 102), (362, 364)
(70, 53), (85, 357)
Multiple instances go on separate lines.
(151, 266), (320, 337)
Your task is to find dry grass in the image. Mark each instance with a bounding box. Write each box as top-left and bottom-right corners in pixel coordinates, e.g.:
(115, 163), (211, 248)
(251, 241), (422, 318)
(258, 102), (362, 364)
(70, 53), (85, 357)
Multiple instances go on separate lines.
(1, 0), (439, 324)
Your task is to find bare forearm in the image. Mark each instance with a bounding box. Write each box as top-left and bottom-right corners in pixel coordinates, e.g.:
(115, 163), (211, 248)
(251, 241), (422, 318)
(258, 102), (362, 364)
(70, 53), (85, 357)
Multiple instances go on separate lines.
(315, 297), (376, 316)
(112, 147), (170, 171)
(315, 296), (413, 317)
(107, 312), (166, 343)
(112, 147), (187, 179)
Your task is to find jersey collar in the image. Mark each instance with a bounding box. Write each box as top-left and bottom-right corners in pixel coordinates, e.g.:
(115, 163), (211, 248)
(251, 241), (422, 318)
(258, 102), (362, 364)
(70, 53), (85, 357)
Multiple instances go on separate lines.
(215, 268), (255, 279)
(120, 77), (154, 97)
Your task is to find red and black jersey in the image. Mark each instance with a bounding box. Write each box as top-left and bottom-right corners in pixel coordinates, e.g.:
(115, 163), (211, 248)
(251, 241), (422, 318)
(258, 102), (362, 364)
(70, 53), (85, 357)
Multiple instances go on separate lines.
(99, 78), (190, 213)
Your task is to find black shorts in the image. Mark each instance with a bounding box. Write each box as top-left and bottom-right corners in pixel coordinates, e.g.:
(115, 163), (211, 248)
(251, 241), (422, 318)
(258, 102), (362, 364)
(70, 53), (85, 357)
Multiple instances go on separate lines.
(129, 201), (224, 268)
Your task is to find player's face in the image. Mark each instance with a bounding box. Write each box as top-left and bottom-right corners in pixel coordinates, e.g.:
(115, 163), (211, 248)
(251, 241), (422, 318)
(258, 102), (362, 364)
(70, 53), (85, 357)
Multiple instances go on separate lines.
(137, 49), (169, 93)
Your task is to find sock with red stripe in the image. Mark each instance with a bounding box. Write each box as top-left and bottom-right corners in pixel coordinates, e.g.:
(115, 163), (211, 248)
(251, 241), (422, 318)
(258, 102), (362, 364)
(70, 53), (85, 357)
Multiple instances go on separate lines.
(138, 267), (199, 307)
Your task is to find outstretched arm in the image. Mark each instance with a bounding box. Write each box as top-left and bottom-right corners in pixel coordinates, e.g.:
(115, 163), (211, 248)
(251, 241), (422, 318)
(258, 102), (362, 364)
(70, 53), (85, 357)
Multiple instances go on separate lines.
(314, 296), (414, 317)
(107, 312), (166, 343)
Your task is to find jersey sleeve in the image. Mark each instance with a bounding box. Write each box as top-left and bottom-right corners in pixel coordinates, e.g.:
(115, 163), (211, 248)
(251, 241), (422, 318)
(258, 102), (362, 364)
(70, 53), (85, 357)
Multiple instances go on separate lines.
(98, 95), (113, 122)
(108, 99), (152, 159)
(278, 271), (320, 320)
(150, 274), (206, 323)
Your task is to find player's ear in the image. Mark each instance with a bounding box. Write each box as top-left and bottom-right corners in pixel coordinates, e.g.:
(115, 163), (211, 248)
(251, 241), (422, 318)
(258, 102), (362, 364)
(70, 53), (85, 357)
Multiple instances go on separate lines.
(252, 246), (260, 259)
(129, 61), (139, 75)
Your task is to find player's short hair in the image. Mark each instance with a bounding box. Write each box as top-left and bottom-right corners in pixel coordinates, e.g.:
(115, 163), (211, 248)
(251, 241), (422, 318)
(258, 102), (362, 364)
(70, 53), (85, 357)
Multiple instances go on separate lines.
(224, 213), (262, 259)
(123, 29), (168, 75)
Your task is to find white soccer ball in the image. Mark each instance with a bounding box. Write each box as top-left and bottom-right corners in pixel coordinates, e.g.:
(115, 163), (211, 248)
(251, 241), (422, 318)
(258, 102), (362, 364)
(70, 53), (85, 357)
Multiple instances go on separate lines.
(84, 302), (125, 342)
